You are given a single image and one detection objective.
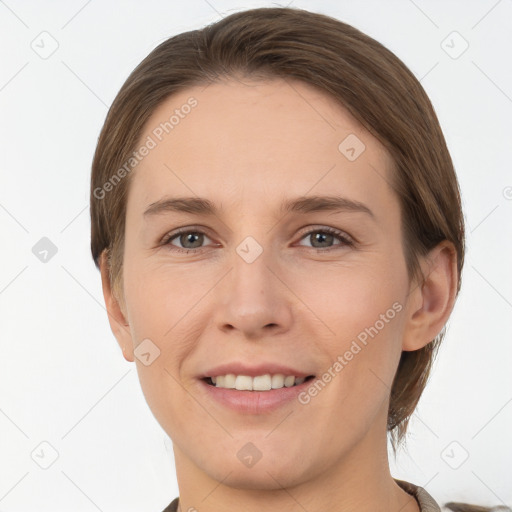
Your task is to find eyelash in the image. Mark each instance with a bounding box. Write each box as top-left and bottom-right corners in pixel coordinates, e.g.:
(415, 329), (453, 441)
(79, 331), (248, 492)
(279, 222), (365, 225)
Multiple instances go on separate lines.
(160, 226), (355, 254)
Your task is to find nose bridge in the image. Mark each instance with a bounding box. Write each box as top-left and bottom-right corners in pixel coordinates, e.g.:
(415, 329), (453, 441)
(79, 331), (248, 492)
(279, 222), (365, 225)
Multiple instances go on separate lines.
(213, 227), (292, 337)
(231, 233), (276, 311)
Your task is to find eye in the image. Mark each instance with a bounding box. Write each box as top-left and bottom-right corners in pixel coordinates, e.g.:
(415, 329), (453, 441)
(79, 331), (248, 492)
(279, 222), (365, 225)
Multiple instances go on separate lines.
(161, 226), (354, 254)
(296, 227), (354, 251)
(162, 228), (214, 253)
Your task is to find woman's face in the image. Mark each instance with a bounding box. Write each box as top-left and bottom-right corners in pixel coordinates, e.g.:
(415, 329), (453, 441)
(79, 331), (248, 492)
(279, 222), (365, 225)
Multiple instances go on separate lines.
(117, 77), (416, 488)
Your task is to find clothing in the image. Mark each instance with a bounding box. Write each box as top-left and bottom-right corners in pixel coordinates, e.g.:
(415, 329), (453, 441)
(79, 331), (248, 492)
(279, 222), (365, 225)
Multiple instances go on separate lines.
(161, 478), (440, 511)
(395, 479), (441, 511)
(162, 497), (179, 512)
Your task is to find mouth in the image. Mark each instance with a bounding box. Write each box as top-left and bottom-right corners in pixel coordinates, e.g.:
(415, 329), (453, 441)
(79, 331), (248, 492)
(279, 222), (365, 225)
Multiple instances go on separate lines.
(199, 373), (317, 414)
(202, 374), (316, 391)
(197, 362), (318, 413)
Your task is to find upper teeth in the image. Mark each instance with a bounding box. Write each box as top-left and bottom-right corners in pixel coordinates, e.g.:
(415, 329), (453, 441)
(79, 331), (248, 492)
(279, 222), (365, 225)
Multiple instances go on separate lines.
(211, 374), (306, 391)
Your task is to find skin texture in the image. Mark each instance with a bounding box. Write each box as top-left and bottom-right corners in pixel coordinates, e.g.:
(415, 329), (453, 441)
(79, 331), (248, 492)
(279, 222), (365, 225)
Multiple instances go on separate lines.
(100, 77), (457, 512)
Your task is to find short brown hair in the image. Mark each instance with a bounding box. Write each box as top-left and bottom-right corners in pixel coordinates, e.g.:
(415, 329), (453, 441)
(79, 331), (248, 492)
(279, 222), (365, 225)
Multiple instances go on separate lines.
(90, 6), (465, 451)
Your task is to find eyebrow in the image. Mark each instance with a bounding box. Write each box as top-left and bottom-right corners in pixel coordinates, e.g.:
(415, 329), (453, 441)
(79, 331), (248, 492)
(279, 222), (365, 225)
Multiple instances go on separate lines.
(143, 195), (374, 219)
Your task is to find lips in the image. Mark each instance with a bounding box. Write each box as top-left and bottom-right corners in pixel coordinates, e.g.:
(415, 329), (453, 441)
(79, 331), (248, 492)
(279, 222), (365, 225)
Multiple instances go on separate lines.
(198, 373), (316, 413)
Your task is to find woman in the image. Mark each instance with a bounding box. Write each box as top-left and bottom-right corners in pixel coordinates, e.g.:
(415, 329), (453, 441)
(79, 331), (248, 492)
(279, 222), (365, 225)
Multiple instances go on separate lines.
(90, 6), (501, 512)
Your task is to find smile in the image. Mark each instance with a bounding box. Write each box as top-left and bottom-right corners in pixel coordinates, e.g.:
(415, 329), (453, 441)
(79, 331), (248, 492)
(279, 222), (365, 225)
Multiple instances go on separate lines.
(205, 374), (315, 391)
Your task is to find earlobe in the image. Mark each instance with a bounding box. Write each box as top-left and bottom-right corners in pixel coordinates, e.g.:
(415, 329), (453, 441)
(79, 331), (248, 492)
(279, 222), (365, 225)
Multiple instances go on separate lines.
(402, 241), (458, 352)
(99, 251), (134, 362)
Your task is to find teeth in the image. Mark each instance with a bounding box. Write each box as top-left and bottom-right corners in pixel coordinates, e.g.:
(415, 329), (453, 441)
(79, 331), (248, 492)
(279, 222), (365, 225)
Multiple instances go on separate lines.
(209, 373), (307, 391)
(271, 374), (284, 388)
(224, 374), (236, 388)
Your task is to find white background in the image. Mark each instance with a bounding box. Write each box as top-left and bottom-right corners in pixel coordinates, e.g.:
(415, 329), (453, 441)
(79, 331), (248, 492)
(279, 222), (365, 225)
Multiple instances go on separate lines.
(0, 1), (511, 510)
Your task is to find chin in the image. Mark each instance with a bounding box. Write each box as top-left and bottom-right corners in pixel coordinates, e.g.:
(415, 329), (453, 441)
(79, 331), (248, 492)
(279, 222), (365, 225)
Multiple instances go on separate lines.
(212, 464), (308, 491)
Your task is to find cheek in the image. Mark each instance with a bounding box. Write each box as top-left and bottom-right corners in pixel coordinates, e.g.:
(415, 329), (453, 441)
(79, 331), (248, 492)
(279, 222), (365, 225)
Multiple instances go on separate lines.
(123, 254), (203, 339)
(123, 261), (201, 437)
(291, 252), (407, 343)
(290, 254), (407, 416)
(122, 258), (214, 411)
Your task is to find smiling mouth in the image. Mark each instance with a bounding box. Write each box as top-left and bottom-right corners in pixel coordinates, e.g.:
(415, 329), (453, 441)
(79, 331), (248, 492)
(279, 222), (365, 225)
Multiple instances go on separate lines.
(203, 374), (315, 391)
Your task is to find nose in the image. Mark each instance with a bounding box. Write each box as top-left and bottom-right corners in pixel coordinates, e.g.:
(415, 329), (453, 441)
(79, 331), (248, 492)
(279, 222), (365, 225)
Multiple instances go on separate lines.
(212, 243), (293, 340)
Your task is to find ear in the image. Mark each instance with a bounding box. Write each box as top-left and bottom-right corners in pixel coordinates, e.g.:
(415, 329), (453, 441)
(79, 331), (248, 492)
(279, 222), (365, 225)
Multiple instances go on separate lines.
(402, 240), (458, 351)
(99, 251), (134, 362)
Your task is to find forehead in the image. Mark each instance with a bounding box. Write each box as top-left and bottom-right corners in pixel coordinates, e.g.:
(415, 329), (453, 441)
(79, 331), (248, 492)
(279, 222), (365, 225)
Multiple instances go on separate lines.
(127, 77), (396, 216)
